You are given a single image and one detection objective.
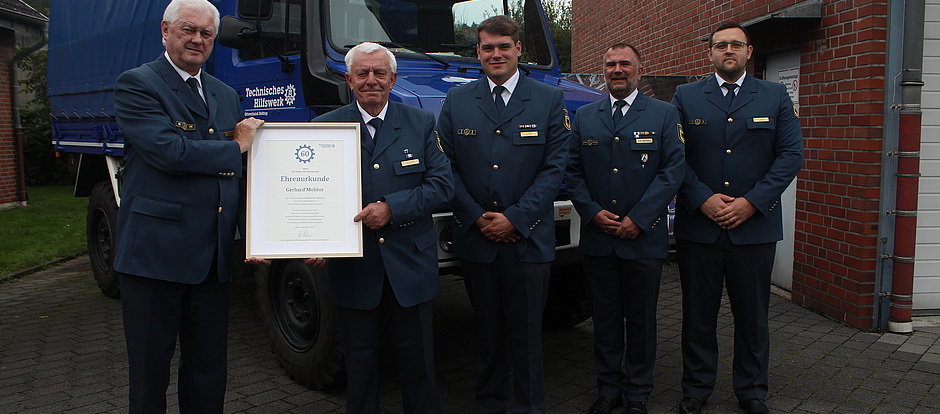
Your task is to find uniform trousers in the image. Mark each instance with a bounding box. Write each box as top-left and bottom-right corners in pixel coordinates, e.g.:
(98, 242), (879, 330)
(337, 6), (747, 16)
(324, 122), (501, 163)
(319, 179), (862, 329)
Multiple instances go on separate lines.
(677, 230), (775, 401)
(336, 276), (439, 414)
(584, 255), (662, 402)
(461, 242), (551, 414)
(119, 269), (229, 414)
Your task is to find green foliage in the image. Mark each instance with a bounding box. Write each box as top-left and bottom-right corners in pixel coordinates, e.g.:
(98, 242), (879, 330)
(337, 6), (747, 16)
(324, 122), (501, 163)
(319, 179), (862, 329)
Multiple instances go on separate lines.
(508, 0), (571, 72)
(542, 0), (571, 73)
(0, 186), (87, 275)
(452, 0), (572, 71)
(17, 46), (69, 186)
(23, 0), (49, 15)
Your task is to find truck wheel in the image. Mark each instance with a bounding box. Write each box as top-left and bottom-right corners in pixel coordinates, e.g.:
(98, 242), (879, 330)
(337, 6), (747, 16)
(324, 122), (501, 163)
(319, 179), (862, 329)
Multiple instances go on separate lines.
(86, 181), (120, 298)
(542, 263), (591, 330)
(255, 260), (344, 389)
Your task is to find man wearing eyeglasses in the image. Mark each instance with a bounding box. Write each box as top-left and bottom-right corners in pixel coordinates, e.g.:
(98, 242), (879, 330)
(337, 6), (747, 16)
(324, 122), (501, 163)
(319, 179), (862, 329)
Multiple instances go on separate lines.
(670, 22), (803, 414)
(437, 15), (571, 414)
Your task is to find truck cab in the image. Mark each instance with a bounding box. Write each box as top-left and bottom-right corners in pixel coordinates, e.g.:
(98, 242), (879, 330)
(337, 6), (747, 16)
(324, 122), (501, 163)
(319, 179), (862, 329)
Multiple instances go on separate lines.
(48, 0), (603, 388)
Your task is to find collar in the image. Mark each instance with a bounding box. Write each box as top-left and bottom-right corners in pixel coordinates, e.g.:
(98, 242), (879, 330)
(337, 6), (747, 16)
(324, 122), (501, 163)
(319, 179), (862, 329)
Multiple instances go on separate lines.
(715, 71), (746, 90)
(164, 51), (202, 84)
(356, 101), (389, 124)
(487, 69), (520, 95)
(609, 88), (639, 109)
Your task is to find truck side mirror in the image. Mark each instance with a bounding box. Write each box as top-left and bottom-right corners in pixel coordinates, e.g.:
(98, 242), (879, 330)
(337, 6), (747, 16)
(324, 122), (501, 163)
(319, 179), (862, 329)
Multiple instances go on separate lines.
(218, 16), (259, 50)
(238, 0), (274, 20)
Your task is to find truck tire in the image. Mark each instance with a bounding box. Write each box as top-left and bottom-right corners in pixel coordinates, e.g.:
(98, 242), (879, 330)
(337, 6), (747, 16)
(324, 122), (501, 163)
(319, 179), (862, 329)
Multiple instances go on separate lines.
(86, 181), (120, 298)
(542, 263), (591, 330)
(255, 259), (344, 389)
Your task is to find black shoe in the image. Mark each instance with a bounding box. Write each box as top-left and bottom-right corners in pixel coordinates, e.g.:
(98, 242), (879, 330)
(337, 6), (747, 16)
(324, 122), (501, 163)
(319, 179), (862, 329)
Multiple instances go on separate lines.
(588, 396), (623, 414)
(678, 397), (705, 414)
(738, 399), (768, 414)
(625, 401), (648, 414)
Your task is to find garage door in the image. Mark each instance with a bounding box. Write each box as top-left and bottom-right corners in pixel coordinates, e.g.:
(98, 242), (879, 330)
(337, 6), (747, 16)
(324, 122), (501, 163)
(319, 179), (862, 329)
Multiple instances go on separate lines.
(915, 0), (940, 313)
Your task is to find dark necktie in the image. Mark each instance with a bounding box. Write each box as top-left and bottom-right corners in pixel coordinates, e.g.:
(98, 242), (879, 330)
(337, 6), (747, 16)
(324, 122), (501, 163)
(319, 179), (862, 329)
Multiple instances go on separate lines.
(493, 85), (506, 115)
(612, 100), (626, 126)
(368, 117), (383, 139)
(186, 77), (207, 110)
(722, 82), (738, 108)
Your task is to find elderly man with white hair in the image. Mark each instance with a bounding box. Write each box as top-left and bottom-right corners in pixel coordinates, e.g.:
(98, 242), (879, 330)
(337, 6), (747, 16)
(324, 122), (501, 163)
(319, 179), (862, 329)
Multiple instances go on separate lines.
(311, 42), (453, 414)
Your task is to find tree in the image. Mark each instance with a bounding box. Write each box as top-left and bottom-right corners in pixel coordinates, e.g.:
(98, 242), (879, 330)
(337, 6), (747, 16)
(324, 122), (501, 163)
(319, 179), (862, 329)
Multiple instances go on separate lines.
(509, 0), (571, 72)
(18, 1), (67, 185)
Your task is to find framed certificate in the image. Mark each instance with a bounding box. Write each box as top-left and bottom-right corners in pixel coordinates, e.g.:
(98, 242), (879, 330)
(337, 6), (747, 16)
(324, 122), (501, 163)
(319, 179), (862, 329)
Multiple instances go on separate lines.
(246, 122), (363, 258)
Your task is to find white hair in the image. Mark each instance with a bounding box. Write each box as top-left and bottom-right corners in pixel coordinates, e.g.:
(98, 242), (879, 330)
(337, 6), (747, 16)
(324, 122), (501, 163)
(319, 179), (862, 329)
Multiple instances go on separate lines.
(345, 42), (398, 73)
(163, 0), (221, 46)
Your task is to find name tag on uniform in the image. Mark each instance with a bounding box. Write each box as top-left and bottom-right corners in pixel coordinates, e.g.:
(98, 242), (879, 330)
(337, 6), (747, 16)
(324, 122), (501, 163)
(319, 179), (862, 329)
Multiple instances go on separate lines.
(753, 117), (770, 123)
(224, 130), (235, 137)
(635, 138), (653, 144)
(520, 131), (539, 137)
(401, 159), (420, 167)
(174, 121), (196, 131)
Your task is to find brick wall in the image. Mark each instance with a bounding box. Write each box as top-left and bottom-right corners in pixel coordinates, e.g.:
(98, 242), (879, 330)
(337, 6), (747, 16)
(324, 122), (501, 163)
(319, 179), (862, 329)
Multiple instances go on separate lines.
(0, 29), (18, 205)
(571, 0), (889, 329)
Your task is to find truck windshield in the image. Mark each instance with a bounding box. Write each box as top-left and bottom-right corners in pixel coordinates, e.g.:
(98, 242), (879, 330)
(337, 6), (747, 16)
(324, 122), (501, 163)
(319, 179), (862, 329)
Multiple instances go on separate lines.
(327, 0), (554, 67)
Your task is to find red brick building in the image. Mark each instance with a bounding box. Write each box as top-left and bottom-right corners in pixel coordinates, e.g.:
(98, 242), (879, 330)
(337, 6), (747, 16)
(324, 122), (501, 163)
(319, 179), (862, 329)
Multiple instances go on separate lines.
(571, 0), (937, 330)
(0, 0), (46, 209)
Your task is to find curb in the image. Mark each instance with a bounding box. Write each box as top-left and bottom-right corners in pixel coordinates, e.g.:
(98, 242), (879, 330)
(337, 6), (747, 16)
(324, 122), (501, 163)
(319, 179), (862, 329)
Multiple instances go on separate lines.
(0, 255), (84, 283)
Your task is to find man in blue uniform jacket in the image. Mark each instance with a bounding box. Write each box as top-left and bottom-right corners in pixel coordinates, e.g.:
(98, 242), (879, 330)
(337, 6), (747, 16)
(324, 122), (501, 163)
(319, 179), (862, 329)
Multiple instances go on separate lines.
(312, 42), (453, 414)
(670, 22), (804, 414)
(113, 0), (263, 412)
(567, 43), (685, 414)
(437, 15), (570, 414)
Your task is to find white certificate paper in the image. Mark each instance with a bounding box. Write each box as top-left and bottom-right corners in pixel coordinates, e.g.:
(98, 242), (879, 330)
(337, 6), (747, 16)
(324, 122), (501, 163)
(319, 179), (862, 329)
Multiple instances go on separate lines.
(247, 122), (362, 258)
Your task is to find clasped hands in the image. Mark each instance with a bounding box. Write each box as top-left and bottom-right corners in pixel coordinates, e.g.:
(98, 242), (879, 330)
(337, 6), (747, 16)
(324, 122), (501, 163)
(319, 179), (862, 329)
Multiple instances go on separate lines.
(592, 210), (641, 239)
(475, 212), (520, 243)
(700, 193), (755, 229)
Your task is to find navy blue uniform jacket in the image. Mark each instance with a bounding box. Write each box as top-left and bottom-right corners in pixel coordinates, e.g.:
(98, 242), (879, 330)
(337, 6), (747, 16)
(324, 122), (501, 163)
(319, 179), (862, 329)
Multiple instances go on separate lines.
(671, 74), (804, 245)
(114, 55), (244, 283)
(438, 74), (570, 263)
(315, 102), (453, 309)
(566, 92), (685, 259)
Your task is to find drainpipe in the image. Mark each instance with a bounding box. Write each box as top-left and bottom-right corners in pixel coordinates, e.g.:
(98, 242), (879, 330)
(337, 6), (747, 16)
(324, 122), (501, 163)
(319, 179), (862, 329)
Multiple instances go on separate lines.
(888, 0), (925, 334)
(11, 29), (47, 205)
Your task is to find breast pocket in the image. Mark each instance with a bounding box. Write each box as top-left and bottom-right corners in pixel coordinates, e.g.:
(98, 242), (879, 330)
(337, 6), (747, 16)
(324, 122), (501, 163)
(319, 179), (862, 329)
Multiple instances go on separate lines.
(392, 158), (427, 176)
(746, 116), (776, 130)
(512, 129), (546, 145)
(630, 139), (659, 152)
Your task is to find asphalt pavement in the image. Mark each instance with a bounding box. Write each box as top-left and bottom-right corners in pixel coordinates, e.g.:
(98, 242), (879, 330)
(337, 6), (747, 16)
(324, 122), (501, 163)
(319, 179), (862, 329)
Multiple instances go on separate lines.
(1, 256), (939, 413)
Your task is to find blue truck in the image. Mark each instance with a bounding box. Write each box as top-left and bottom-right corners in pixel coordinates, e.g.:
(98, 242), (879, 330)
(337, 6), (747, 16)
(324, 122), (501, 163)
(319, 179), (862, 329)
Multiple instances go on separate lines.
(48, 0), (603, 388)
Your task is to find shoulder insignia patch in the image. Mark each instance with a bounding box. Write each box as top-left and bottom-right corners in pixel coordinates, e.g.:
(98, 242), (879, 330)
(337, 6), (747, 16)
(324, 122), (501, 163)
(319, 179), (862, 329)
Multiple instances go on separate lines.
(564, 108), (571, 130)
(677, 123), (685, 144)
(435, 130), (444, 152)
(793, 106), (799, 118)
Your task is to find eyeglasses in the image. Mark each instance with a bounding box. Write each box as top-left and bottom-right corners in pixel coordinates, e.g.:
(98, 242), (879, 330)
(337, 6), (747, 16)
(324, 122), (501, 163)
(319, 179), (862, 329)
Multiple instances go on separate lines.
(710, 41), (748, 51)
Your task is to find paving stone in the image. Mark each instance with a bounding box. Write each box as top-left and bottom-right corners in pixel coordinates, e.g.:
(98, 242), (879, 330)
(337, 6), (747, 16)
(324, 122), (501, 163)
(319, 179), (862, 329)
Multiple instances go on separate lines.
(4, 257), (940, 412)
